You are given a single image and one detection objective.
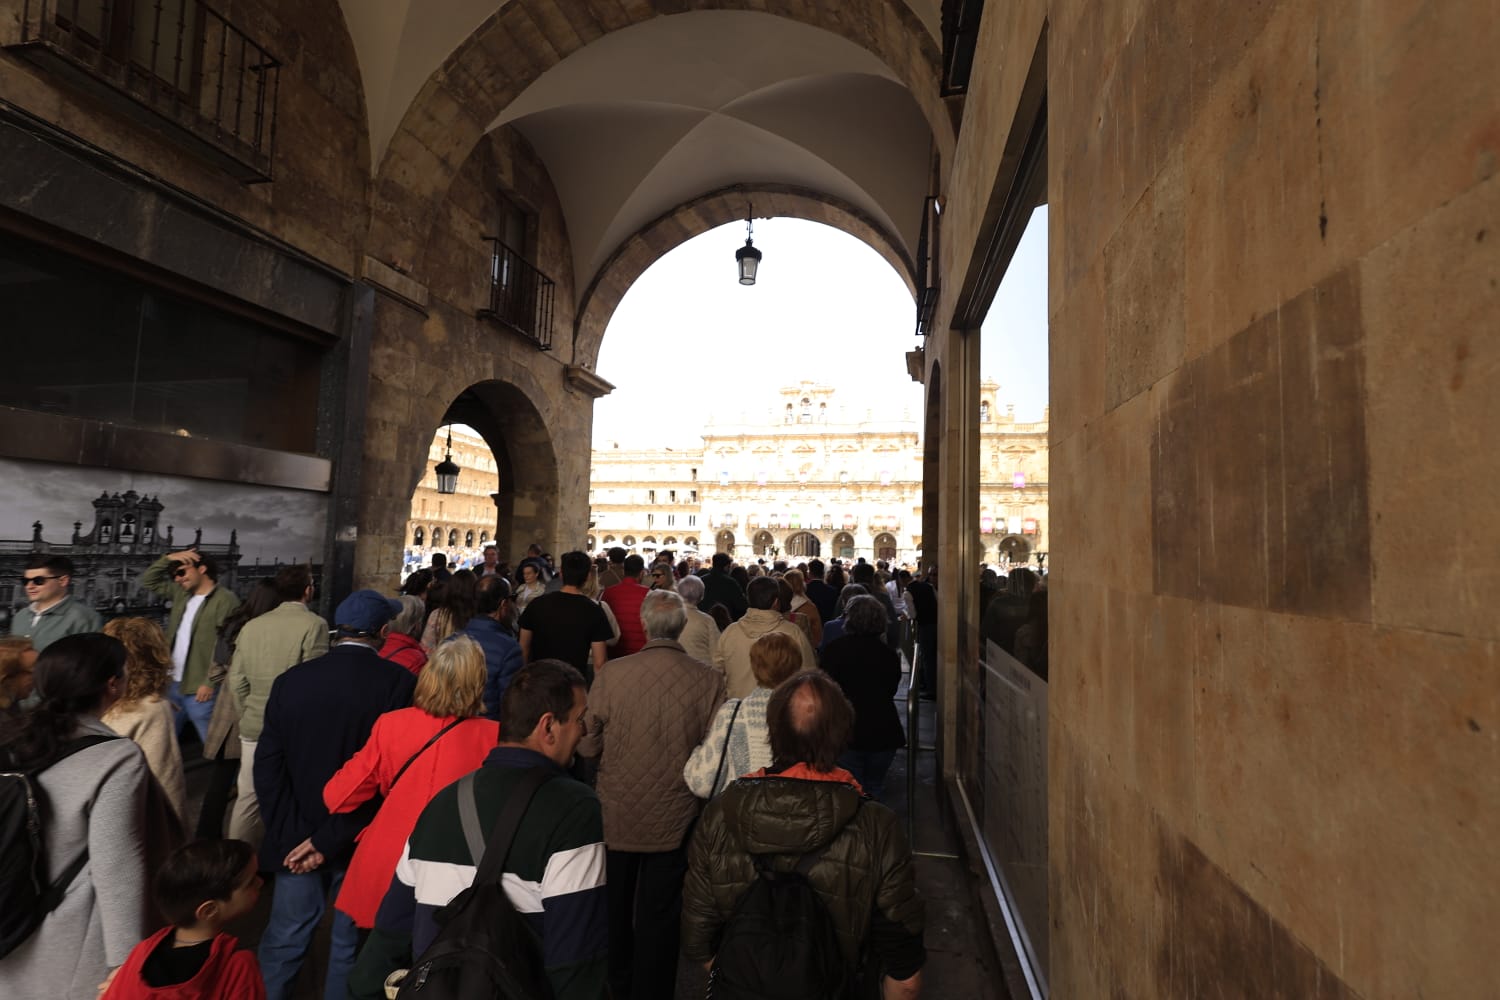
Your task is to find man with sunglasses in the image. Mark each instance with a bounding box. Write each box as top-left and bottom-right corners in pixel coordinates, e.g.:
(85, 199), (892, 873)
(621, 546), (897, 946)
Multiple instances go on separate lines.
(12, 554), (101, 652)
(143, 547), (241, 744)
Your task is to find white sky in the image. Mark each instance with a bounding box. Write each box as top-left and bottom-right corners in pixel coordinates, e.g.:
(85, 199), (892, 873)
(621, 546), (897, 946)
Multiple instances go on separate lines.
(591, 212), (1050, 448)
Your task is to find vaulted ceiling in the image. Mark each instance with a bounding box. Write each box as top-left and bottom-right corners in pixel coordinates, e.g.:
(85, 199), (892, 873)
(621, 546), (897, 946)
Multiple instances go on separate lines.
(336, 2), (940, 301)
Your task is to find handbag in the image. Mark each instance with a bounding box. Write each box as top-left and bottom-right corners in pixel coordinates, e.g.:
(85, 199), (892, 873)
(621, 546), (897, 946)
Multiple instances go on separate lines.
(710, 700), (744, 796)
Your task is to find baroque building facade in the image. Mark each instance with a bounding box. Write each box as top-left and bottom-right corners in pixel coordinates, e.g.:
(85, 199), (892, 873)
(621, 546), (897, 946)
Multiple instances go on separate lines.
(587, 382), (1049, 569)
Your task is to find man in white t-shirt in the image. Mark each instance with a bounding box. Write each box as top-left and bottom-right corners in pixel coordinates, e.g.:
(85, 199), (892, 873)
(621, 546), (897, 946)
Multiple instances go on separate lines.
(142, 548), (241, 743)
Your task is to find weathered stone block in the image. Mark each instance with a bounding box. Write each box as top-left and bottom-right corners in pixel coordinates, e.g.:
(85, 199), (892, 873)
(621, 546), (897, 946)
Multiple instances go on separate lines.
(1153, 268), (1371, 621)
(1318, 0), (1500, 268)
(1365, 173), (1500, 639)
(1183, 0), (1327, 360)
(1103, 147), (1186, 410)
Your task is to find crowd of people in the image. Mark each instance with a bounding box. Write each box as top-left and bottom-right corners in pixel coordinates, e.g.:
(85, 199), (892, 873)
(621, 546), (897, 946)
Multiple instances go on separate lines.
(0, 543), (979, 999)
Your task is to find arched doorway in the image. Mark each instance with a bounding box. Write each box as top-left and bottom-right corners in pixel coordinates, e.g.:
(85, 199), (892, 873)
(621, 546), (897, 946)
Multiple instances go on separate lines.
(428, 381), (559, 565)
(785, 531), (820, 558)
(874, 532), (898, 561)
(832, 531), (855, 560)
(998, 534), (1032, 567)
(716, 530), (735, 554)
(752, 530), (775, 556)
(586, 534), (597, 551)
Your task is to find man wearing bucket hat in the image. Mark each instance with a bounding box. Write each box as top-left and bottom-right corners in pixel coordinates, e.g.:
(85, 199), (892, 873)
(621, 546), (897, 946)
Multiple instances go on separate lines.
(253, 590), (418, 1000)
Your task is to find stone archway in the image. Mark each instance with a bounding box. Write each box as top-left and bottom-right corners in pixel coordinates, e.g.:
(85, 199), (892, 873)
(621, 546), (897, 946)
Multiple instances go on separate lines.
(752, 530), (776, 556)
(437, 381), (559, 564)
(832, 531), (856, 560)
(716, 530), (736, 554)
(573, 186), (916, 368)
(874, 532), (898, 560)
(785, 531), (821, 558)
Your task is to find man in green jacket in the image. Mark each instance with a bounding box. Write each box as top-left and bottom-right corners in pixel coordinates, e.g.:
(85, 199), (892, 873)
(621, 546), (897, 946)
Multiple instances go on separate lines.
(13, 554), (101, 652)
(142, 548), (240, 743)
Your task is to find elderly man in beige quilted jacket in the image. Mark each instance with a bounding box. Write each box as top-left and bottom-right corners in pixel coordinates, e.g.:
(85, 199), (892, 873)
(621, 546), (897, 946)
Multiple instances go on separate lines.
(577, 588), (725, 1000)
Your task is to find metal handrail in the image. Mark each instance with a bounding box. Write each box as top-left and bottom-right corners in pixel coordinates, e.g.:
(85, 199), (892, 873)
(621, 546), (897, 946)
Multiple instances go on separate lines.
(478, 237), (555, 350)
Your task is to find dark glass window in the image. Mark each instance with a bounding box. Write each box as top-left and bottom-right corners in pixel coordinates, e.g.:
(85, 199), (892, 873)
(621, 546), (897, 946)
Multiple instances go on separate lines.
(0, 231), (323, 453)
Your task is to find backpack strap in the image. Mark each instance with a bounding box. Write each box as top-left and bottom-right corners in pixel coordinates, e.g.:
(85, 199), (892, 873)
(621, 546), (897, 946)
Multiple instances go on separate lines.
(32, 735), (121, 914)
(463, 766), (556, 885)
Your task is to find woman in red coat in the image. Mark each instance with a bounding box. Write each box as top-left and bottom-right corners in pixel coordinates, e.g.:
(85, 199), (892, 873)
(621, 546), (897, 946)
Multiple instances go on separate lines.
(323, 635), (497, 930)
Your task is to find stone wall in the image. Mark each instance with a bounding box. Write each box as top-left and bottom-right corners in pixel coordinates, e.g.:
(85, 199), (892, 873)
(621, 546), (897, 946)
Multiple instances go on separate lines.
(930, 0), (1499, 995)
(0, 0), (370, 273)
(354, 126), (592, 590)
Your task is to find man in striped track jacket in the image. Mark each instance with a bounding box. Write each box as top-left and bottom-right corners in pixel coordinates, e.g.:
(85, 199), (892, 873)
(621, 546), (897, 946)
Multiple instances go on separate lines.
(377, 659), (609, 999)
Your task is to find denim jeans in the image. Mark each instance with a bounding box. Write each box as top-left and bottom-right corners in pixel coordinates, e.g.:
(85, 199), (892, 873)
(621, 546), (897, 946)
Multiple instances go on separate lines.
(258, 867), (359, 1000)
(167, 681), (215, 744)
(839, 749), (898, 802)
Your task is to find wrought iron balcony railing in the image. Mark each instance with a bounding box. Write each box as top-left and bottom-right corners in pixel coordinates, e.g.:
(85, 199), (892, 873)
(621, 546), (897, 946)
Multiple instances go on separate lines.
(479, 237), (555, 351)
(7, 0), (282, 181)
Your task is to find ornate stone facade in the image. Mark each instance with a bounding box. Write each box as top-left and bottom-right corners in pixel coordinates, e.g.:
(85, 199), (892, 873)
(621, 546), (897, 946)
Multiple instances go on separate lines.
(587, 382), (1048, 569)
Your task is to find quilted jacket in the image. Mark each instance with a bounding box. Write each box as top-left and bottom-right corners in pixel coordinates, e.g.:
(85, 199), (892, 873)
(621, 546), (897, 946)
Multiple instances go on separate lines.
(578, 639), (726, 851)
(682, 772), (925, 977)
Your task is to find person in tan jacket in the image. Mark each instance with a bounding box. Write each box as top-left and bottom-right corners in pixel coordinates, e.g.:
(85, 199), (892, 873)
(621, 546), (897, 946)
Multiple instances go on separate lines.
(714, 576), (818, 698)
(225, 564), (329, 848)
(577, 589), (724, 1000)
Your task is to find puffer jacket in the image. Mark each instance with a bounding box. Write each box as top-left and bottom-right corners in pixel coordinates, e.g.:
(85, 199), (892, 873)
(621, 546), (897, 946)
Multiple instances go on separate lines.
(681, 772), (925, 979)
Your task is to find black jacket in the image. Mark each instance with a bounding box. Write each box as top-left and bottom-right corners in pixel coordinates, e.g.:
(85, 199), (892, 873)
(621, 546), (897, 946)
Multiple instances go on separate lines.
(702, 570), (748, 621)
(821, 634), (907, 751)
(254, 643), (416, 870)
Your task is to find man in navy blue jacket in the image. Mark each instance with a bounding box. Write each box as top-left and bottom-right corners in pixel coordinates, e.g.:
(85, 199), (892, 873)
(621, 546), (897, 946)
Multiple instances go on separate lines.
(254, 589), (416, 1000)
(463, 575), (523, 719)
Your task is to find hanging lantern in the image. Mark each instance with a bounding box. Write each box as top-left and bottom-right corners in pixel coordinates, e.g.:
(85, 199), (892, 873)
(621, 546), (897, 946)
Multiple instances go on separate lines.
(434, 425), (460, 495)
(735, 203), (762, 285)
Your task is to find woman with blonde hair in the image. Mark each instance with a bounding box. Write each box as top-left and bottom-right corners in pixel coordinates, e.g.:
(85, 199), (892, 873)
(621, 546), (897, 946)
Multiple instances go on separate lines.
(324, 636), (500, 998)
(0, 636), (38, 711)
(101, 617), (187, 822)
(582, 563), (622, 648)
(683, 631), (803, 798)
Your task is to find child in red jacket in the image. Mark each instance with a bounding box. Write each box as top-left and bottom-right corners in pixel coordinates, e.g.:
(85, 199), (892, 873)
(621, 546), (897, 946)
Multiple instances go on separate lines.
(101, 839), (266, 999)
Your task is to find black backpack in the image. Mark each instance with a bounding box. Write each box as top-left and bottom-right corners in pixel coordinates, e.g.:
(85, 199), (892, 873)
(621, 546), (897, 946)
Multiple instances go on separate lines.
(0, 734), (118, 958)
(707, 843), (851, 1000)
(397, 766), (556, 1000)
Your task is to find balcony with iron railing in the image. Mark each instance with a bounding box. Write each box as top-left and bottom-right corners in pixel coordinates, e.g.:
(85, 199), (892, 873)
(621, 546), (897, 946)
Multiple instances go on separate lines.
(7, 0), (282, 181)
(479, 237), (555, 350)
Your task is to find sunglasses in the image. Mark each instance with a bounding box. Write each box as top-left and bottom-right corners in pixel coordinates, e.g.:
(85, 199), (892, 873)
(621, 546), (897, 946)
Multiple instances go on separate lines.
(172, 564), (198, 578)
(22, 575), (58, 586)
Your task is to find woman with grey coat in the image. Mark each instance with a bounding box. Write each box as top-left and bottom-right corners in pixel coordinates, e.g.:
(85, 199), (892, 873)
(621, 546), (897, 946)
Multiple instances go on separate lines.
(0, 633), (154, 1000)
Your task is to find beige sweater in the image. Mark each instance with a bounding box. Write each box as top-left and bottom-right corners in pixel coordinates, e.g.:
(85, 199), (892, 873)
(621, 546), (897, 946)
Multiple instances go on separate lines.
(713, 609), (818, 698)
(101, 695), (187, 824)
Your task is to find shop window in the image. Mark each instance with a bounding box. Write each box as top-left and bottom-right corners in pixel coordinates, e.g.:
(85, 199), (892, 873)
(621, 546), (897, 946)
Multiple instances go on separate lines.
(0, 231), (322, 453)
